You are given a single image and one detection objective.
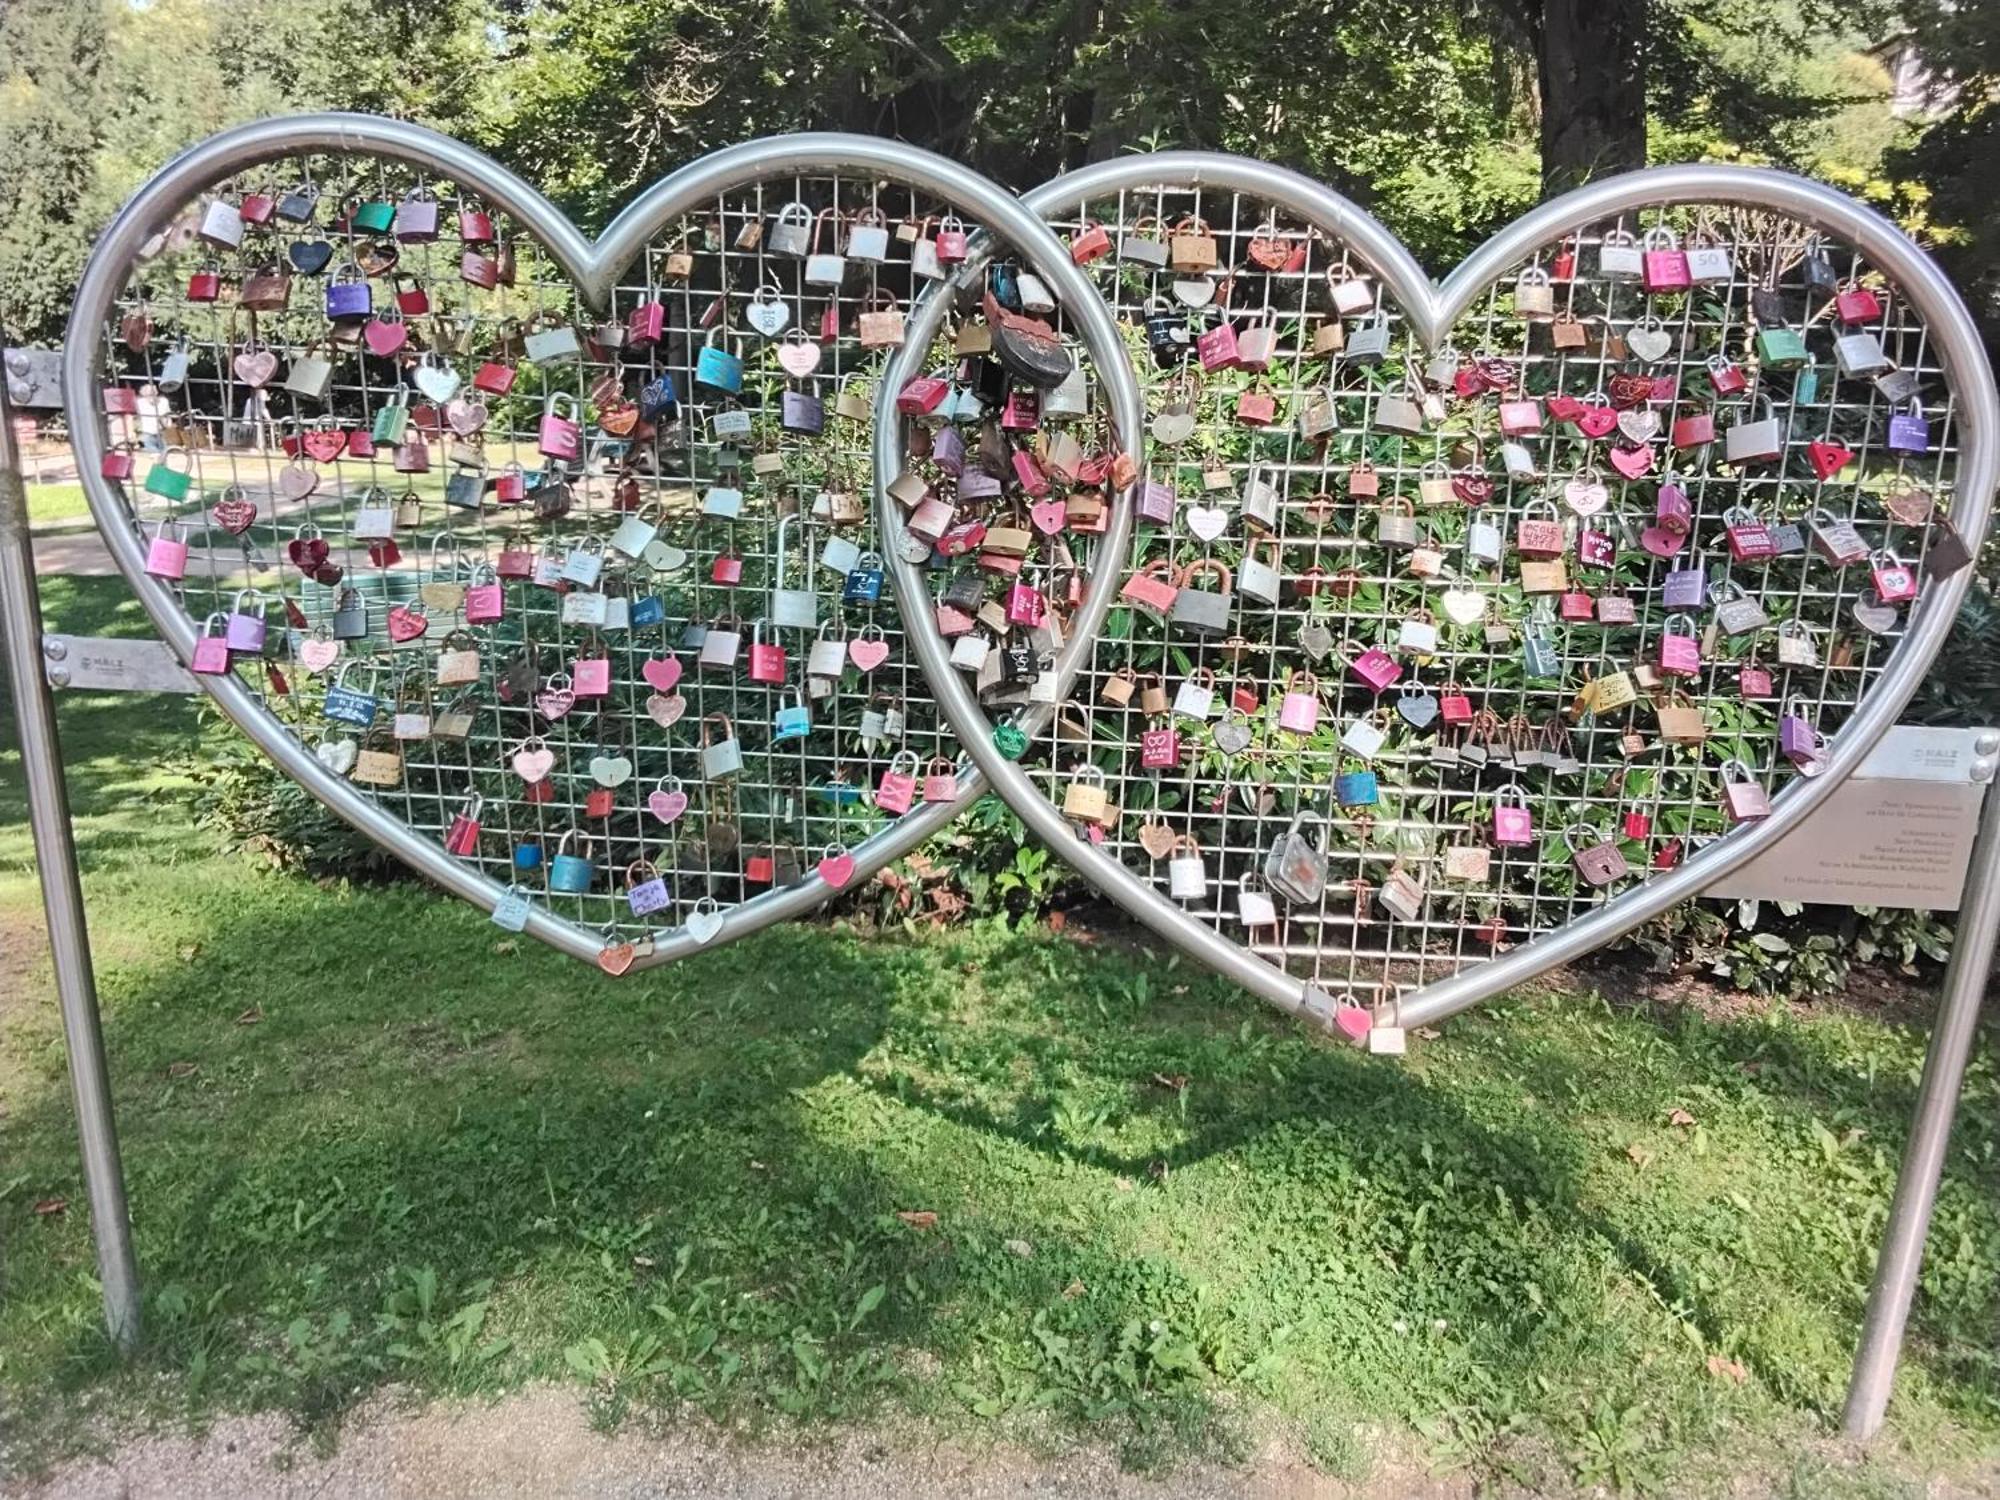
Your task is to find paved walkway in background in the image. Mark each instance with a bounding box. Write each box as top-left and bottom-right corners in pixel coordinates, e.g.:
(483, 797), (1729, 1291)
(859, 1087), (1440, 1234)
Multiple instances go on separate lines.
(16, 1386), (1469, 1500)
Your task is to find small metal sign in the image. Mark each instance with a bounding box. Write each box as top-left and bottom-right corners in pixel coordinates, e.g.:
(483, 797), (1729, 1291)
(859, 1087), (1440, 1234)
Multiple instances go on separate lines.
(4, 348), (64, 411)
(1710, 727), (1997, 911)
(42, 634), (197, 694)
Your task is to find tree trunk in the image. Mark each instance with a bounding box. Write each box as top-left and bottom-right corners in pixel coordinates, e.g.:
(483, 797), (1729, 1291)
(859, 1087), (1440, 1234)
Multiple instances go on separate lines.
(1537, 0), (1647, 191)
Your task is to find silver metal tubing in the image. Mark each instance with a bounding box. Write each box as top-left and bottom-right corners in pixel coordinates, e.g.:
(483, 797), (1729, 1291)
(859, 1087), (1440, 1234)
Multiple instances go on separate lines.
(0, 385), (142, 1350)
(888, 154), (2000, 1027)
(1842, 753), (2000, 1439)
(61, 117), (1143, 972)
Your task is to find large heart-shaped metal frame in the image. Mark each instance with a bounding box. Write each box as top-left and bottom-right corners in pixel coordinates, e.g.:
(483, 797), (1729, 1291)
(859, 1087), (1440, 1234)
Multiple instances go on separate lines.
(60, 114), (1145, 971)
(877, 153), (2000, 1033)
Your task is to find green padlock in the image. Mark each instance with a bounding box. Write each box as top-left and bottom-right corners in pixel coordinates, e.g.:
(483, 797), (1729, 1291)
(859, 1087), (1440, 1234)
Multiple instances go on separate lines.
(143, 446), (193, 501)
(371, 391), (410, 445)
(350, 198), (395, 234)
(1753, 327), (1808, 370)
(993, 723), (1030, 761)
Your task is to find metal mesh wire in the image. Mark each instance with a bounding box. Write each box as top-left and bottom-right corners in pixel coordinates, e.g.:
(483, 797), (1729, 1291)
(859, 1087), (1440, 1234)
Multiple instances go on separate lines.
(94, 153), (1104, 941)
(965, 182), (1962, 1004)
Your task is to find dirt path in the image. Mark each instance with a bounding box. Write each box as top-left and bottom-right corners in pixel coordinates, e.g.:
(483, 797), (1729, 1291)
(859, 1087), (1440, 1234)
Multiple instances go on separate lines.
(17, 1386), (1468, 1500)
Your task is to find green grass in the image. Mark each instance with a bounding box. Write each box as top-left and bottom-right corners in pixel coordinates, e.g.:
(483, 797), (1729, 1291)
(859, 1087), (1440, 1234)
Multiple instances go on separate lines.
(1, 580), (1997, 1495)
(23, 481), (92, 528)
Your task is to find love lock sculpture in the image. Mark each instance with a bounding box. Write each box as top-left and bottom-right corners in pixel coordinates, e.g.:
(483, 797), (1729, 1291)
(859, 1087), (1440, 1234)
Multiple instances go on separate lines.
(29, 113), (2000, 1439)
(62, 116), (1144, 974)
(880, 153), (1998, 1044)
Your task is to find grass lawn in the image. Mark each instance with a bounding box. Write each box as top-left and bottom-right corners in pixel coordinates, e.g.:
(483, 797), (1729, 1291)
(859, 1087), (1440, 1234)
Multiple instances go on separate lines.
(1, 579), (1997, 1496)
(22, 481), (93, 528)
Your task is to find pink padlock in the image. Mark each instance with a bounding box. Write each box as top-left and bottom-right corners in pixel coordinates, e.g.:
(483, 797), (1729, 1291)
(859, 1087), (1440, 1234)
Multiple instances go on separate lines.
(443, 794), (483, 856)
(1721, 759), (1771, 823)
(1836, 284), (1883, 324)
(1011, 448), (1050, 496)
(747, 629), (787, 685)
(1641, 228), (1692, 291)
(897, 375), (950, 415)
(1578, 528), (1616, 569)
(1349, 645), (1402, 693)
(573, 653), (612, 696)
(1000, 388), (1041, 431)
(465, 566), (504, 623)
(1658, 614), (1701, 677)
(1498, 398), (1542, 436)
(1871, 548), (1918, 603)
(626, 299), (666, 346)
(1278, 670), (1321, 733)
(1491, 785), (1534, 846)
(1140, 724), (1181, 769)
(921, 757), (959, 803)
(1656, 481), (1692, 534)
(876, 752), (919, 815)
(144, 520), (189, 579)
(1670, 412), (1714, 449)
(1196, 321), (1240, 371)
(1006, 580), (1046, 627)
(190, 612), (231, 674)
(907, 495), (955, 543)
(538, 393), (582, 461)
(934, 214), (969, 262)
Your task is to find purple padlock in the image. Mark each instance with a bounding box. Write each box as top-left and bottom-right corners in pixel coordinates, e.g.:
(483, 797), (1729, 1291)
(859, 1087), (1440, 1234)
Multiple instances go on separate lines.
(931, 425), (967, 476)
(1887, 403), (1931, 455)
(960, 467), (1003, 502)
(781, 388), (824, 434)
(1779, 705), (1823, 773)
(1661, 564), (1706, 609)
(1656, 480), (1692, 536)
(1137, 480), (1176, 525)
(324, 268), (372, 320)
(225, 589), (268, 654)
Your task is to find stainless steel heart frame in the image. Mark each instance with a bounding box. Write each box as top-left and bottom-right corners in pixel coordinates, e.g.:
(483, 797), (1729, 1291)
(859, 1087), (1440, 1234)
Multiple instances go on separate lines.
(59, 114), (1145, 972)
(877, 152), (2000, 1035)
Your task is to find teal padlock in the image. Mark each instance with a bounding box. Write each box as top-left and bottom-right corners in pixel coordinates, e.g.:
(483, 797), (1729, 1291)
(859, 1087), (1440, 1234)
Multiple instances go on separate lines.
(1795, 365), (1820, 405)
(350, 198), (396, 234)
(772, 691), (812, 742)
(694, 329), (742, 394)
(1753, 327), (1808, 370)
(1522, 629), (1561, 680)
(144, 446), (193, 501)
(1334, 768), (1378, 807)
(548, 831), (595, 894)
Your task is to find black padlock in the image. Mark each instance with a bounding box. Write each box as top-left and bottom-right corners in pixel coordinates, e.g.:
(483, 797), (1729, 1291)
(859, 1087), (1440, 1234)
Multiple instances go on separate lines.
(444, 465), (486, 510)
(1750, 287), (1790, 326)
(1802, 249), (1840, 296)
(942, 570), (985, 612)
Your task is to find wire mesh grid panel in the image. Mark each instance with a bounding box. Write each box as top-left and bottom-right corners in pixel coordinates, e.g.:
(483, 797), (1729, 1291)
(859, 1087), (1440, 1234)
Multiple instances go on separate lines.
(86, 145), (1118, 959)
(945, 168), (1975, 1013)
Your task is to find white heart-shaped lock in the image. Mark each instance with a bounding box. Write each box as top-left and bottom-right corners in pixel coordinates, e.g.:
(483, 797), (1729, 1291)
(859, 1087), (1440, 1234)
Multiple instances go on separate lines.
(1184, 505), (1229, 543)
(415, 358), (461, 403)
(1563, 476), (1609, 516)
(1151, 409), (1195, 445)
(1616, 408), (1659, 443)
(316, 738), (358, 775)
(745, 286), (791, 338)
(1440, 589), (1486, 626)
(590, 754), (634, 787)
(1626, 321), (1673, 363)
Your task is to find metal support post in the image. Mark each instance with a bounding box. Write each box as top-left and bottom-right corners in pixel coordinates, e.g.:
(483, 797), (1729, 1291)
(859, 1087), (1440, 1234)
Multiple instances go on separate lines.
(1841, 729), (2000, 1439)
(0, 385), (142, 1351)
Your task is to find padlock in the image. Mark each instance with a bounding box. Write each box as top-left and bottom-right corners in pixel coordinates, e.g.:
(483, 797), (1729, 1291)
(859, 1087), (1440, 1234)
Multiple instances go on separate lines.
(324, 264), (372, 320)
(747, 621), (788, 684)
(1515, 500), (1566, 559)
(1871, 547), (1918, 602)
(1521, 624), (1561, 677)
(1514, 265), (1554, 316)
(1753, 326), (1809, 369)
(1724, 506), (1779, 563)
(1887, 401), (1931, 455)
(1835, 330), (1889, 378)
(1807, 507), (1868, 566)
(1278, 670), (1321, 734)
(1661, 560), (1707, 609)
(1720, 758), (1771, 823)
(1375, 496), (1420, 550)
(1774, 619), (1819, 668)
(695, 329), (743, 394)
(1568, 825), (1630, 886)
(1710, 580), (1770, 636)
(1577, 527), (1616, 570)
(1344, 310), (1391, 365)
(330, 587), (369, 640)
(1491, 785), (1535, 846)
(1172, 667), (1217, 720)
(143, 520), (190, 579)
(1139, 722), (1181, 770)
(1836, 282), (1884, 324)
(700, 714), (743, 779)
(1334, 766), (1379, 808)
(1170, 561), (1233, 636)
(187, 612), (232, 674)
(1658, 613), (1701, 676)
(698, 615), (744, 669)
(921, 757), (961, 804)
(1780, 701), (1824, 773)
(225, 589), (268, 654)
(1350, 643), (1403, 692)
(144, 446), (194, 501)
(1724, 398), (1784, 465)
(877, 751), (922, 816)
(1597, 228), (1642, 279)
(843, 551), (887, 606)
(1255, 813), (1325, 905)
(548, 832), (595, 894)
(1063, 765), (1110, 823)
(1671, 411), (1715, 449)
(1640, 226), (1691, 291)
(772, 690), (812, 742)
(768, 200), (812, 257)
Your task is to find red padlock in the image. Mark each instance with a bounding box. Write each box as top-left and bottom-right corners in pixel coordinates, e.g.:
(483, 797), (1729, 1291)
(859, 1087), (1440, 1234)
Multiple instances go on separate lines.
(443, 795), (483, 856)
(1070, 221), (1112, 264)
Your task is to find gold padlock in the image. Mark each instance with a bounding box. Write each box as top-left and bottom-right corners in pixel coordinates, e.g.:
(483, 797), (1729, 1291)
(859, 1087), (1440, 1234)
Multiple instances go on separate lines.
(1063, 767), (1109, 823)
(1138, 672), (1170, 716)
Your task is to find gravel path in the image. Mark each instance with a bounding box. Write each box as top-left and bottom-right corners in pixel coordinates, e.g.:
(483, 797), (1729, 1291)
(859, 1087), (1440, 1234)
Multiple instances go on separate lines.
(17, 1386), (1468, 1500)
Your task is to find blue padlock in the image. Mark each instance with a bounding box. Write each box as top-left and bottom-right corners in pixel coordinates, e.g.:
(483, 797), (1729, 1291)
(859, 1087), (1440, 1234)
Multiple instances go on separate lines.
(324, 266), (372, 320)
(772, 690), (812, 743)
(1522, 629), (1561, 680)
(629, 593), (666, 629)
(842, 551), (886, 605)
(323, 664), (379, 726)
(638, 372), (678, 419)
(513, 841), (544, 872)
(548, 831), (594, 893)
(1887, 402), (1930, 455)
(1334, 769), (1378, 807)
(694, 331), (742, 394)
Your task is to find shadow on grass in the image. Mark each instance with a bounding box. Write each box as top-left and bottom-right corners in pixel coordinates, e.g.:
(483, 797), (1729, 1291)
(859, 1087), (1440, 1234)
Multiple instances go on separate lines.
(3, 858), (1997, 1479)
